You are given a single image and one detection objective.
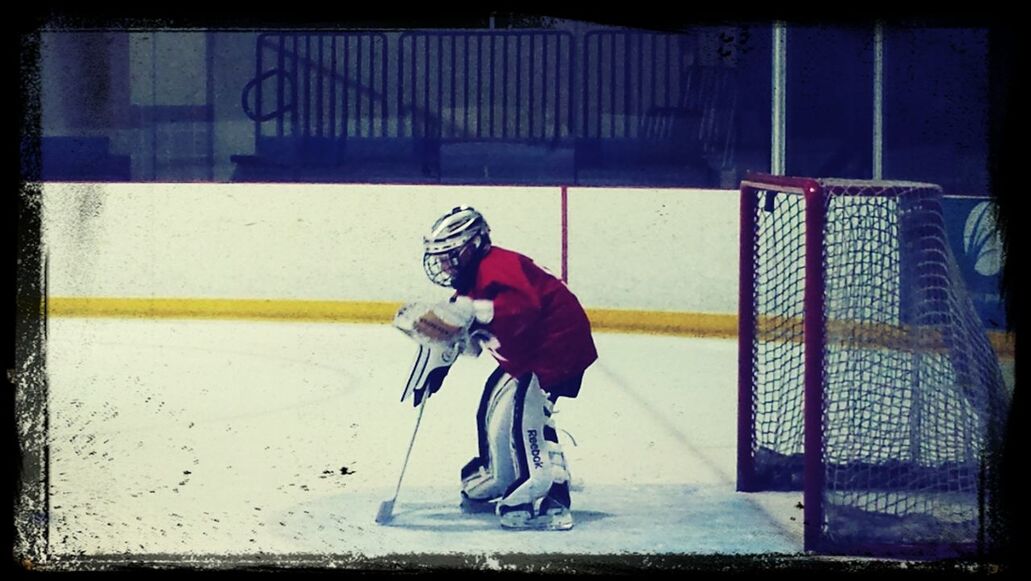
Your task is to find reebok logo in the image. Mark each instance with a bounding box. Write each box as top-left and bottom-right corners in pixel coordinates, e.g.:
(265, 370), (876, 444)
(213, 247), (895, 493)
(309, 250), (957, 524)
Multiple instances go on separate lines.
(527, 430), (544, 469)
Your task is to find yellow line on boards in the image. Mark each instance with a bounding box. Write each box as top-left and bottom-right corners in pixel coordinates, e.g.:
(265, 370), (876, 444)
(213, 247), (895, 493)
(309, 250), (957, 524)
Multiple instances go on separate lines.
(585, 308), (738, 339)
(44, 297), (1013, 358)
(45, 297), (403, 323)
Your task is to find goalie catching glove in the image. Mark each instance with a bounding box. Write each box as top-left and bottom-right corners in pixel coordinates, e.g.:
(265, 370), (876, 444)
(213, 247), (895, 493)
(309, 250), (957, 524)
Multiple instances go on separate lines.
(393, 297), (495, 406)
(413, 310), (467, 343)
(395, 296), (494, 352)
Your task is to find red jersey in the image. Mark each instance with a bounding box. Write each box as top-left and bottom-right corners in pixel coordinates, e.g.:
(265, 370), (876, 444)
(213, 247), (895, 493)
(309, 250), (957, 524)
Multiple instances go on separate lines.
(459, 246), (597, 394)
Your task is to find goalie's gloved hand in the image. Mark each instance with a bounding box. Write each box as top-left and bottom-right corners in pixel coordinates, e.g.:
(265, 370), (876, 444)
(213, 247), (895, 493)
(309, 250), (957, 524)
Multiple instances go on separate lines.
(412, 296), (477, 344)
(412, 311), (466, 343)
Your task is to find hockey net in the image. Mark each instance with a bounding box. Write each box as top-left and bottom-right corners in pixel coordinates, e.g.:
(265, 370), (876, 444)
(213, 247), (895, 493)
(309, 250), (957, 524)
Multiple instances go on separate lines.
(736, 173), (1009, 557)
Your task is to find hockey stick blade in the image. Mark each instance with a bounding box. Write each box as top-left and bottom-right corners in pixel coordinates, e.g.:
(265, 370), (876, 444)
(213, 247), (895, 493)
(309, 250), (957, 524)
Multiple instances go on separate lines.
(374, 499), (395, 525)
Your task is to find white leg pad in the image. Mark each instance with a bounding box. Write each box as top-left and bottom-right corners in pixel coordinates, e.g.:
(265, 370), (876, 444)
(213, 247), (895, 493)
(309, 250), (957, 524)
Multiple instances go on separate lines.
(460, 373), (519, 501)
(497, 376), (568, 509)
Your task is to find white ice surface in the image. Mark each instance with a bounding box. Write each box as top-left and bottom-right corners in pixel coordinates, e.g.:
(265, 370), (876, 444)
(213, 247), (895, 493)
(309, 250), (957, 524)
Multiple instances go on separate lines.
(42, 319), (803, 560)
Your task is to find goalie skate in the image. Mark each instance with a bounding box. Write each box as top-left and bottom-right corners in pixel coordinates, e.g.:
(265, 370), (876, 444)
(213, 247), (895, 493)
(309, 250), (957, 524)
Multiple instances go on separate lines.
(497, 495), (574, 531)
(459, 491), (497, 514)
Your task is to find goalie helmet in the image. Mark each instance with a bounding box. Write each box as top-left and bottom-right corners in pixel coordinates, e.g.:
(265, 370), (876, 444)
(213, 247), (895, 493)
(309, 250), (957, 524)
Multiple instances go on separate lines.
(423, 206), (491, 288)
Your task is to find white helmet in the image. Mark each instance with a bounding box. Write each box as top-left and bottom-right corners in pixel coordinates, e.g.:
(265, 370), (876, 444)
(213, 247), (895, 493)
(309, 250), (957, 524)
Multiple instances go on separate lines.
(423, 206), (492, 288)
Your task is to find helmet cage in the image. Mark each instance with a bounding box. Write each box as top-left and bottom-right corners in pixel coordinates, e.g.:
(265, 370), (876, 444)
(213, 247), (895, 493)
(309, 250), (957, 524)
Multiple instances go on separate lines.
(423, 234), (486, 287)
(422, 206), (491, 288)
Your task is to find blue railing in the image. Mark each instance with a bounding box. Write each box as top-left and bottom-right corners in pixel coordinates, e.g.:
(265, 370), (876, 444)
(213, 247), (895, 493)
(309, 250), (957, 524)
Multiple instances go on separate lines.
(397, 30), (574, 143)
(580, 30), (737, 170)
(236, 29), (734, 184)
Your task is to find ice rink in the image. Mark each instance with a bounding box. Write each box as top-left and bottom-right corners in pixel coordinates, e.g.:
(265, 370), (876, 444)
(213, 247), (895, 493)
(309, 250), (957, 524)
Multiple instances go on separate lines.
(41, 317), (804, 563)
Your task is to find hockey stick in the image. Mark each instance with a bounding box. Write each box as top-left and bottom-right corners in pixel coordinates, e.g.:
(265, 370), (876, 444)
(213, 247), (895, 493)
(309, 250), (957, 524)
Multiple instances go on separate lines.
(374, 390), (430, 525)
